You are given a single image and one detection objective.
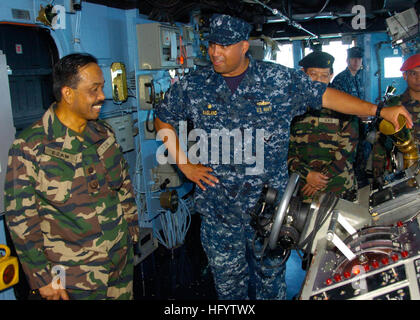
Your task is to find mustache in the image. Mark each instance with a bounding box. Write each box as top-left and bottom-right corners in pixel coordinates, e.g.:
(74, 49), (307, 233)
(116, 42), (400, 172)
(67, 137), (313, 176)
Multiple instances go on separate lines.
(93, 100), (105, 106)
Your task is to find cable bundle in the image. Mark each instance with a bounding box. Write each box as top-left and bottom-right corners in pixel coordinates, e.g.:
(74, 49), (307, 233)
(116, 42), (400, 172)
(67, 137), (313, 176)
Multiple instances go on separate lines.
(154, 198), (191, 249)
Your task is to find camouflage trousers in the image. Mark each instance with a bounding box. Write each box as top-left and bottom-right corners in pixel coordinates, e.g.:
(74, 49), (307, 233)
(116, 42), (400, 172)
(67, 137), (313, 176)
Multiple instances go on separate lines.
(200, 203), (286, 300)
(66, 245), (135, 300)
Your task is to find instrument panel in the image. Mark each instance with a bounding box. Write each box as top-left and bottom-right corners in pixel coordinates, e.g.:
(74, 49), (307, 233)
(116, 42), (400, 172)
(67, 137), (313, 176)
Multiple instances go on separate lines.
(300, 216), (420, 300)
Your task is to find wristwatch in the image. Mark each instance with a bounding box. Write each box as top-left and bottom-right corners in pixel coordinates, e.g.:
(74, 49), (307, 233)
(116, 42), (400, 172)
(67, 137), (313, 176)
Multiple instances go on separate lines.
(375, 102), (384, 119)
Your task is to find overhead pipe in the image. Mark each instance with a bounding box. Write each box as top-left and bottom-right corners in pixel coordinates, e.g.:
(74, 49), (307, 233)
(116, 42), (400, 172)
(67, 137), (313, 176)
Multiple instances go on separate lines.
(245, 0), (318, 38)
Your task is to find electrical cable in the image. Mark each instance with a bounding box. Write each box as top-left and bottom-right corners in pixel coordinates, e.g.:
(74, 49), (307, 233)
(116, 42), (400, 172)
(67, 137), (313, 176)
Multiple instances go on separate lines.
(153, 197), (192, 249)
(294, 0), (331, 22)
(244, 0), (318, 38)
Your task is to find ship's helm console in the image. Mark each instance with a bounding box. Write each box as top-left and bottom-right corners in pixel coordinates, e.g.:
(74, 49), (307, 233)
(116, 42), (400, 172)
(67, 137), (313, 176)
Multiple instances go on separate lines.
(252, 116), (420, 300)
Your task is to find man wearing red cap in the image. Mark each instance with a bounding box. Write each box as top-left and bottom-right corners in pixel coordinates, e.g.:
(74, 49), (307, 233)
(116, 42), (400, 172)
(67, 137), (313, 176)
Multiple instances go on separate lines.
(372, 53), (420, 177)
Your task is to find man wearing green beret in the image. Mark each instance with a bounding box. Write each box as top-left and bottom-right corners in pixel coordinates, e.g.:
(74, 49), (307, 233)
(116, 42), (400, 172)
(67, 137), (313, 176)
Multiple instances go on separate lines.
(288, 51), (359, 201)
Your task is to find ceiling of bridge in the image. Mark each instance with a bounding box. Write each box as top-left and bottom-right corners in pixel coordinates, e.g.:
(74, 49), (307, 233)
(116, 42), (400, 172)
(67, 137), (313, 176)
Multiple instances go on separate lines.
(84, 0), (419, 39)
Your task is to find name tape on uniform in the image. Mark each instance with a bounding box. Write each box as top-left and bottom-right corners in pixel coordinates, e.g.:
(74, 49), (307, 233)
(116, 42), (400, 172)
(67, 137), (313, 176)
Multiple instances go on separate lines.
(44, 147), (81, 165)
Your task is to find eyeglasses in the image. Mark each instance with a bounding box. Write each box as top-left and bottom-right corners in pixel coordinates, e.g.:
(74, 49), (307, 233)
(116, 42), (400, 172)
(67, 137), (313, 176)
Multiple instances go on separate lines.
(307, 71), (331, 82)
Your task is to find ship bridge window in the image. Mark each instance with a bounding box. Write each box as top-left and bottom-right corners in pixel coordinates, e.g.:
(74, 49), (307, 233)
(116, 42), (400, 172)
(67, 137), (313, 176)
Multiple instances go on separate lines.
(275, 43), (294, 68)
(384, 57), (403, 78)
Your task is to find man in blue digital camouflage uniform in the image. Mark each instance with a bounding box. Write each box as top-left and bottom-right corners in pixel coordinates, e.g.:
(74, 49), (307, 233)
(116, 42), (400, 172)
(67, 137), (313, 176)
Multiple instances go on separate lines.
(332, 47), (365, 100)
(332, 46), (371, 188)
(154, 14), (412, 300)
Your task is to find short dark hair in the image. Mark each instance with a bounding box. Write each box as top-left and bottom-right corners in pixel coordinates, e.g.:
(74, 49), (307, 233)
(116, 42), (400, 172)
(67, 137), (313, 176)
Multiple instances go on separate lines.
(52, 53), (98, 102)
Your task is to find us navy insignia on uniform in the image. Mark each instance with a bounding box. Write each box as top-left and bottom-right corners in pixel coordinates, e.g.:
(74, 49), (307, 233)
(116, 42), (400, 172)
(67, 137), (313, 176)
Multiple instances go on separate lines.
(256, 101), (272, 113)
(256, 101), (270, 106)
(256, 105), (272, 113)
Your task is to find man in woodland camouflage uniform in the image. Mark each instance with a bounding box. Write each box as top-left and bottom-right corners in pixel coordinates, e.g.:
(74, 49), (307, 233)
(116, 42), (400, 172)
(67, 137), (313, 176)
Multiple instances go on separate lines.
(154, 14), (412, 300)
(4, 53), (139, 300)
(288, 51), (358, 202)
(372, 53), (420, 177)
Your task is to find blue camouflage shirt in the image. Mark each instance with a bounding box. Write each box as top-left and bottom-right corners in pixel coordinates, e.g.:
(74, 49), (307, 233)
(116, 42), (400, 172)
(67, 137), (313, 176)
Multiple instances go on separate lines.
(331, 67), (365, 100)
(156, 56), (327, 216)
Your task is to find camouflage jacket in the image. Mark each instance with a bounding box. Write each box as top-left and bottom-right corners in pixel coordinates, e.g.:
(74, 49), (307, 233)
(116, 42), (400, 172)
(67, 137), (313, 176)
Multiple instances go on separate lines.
(156, 56), (327, 219)
(288, 107), (358, 198)
(331, 67), (365, 100)
(4, 105), (139, 291)
(372, 90), (420, 177)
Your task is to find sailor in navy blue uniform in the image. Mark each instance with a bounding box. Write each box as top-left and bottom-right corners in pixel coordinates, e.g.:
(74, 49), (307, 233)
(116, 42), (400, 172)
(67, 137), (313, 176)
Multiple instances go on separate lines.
(154, 14), (413, 299)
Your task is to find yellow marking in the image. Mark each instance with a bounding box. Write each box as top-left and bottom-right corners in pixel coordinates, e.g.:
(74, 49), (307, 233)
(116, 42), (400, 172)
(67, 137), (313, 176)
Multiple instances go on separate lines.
(202, 110), (218, 116)
(256, 101), (271, 106)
